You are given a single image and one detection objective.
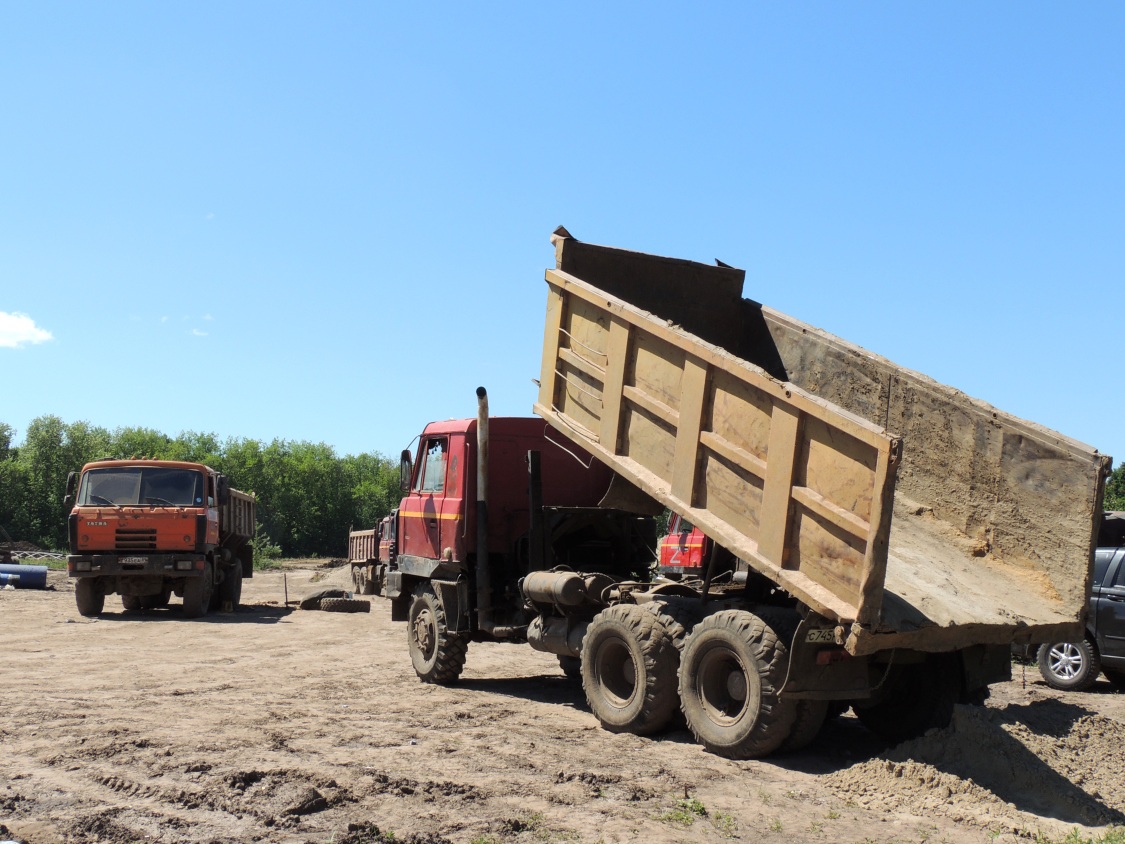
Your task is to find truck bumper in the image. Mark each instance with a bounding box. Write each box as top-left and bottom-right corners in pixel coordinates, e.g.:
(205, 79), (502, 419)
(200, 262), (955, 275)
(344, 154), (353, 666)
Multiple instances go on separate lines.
(67, 554), (207, 578)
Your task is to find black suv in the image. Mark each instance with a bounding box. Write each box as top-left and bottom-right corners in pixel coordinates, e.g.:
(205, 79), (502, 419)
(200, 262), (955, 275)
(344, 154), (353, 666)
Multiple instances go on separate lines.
(1031, 511), (1125, 691)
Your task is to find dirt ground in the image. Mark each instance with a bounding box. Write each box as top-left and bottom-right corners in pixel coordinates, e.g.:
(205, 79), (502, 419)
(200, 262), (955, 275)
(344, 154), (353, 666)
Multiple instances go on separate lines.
(2, 563), (1123, 844)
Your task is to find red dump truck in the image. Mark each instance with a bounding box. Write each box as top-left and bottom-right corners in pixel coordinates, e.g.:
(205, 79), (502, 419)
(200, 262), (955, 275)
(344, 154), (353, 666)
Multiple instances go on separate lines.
(65, 459), (255, 618)
(382, 229), (1109, 759)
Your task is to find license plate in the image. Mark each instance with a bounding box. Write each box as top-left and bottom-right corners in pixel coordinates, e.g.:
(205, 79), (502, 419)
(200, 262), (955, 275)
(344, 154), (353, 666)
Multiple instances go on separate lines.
(120, 557), (148, 565)
(805, 628), (836, 644)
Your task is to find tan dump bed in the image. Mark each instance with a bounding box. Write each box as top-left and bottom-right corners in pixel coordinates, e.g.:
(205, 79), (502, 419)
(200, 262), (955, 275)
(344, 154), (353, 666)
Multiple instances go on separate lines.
(535, 230), (1110, 656)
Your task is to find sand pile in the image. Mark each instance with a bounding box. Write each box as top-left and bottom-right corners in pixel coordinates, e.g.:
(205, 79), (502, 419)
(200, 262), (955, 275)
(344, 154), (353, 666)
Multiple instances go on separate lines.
(828, 700), (1125, 836)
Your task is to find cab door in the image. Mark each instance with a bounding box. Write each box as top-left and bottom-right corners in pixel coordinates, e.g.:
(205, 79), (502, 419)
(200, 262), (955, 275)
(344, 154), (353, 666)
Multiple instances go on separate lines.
(399, 436), (448, 560)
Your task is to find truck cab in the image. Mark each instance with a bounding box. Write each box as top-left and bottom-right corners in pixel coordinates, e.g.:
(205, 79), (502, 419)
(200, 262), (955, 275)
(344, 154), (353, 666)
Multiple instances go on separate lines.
(65, 459), (254, 618)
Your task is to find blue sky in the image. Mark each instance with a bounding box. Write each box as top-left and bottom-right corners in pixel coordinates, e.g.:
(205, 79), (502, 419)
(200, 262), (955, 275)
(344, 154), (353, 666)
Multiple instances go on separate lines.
(2, 3), (1122, 468)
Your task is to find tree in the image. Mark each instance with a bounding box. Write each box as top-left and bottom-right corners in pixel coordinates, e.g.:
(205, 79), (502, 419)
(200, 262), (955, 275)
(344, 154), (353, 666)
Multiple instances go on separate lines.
(1106, 463), (1125, 512)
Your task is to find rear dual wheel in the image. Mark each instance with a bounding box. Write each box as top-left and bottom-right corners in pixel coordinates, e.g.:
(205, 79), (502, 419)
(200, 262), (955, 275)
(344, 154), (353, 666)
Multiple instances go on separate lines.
(678, 609), (798, 759)
(581, 604), (679, 735)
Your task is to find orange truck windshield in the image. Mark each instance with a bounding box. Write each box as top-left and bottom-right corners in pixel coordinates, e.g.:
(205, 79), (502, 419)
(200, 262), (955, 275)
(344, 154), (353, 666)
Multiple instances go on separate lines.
(78, 467), (205, 508)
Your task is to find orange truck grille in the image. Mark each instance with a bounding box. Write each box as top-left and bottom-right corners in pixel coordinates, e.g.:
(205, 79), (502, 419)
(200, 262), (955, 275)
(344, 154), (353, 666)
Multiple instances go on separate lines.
(114, 528), (159, 551)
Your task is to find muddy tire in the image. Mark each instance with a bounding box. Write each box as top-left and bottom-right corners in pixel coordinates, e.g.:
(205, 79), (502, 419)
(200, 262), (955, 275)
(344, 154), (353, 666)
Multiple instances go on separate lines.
(220, 565), (243, 611)
(1037, 639), (1101, 691)
(853, 654), (960, 743)
(75, 578), (104, 617)
(182, 563), (214, 619)
(121, 594), (142, 611)
(558, 655), (582, 681)
(581, 604), (679, 735)
(321, 597), (371, 613)
(778, 699), (829, 753)
(678, 609), (797, 758)
(643, 598), (701, 650)
(141, 589), (171, 610)
(408, 584), (468, 684)
(353, 566), (374, 595)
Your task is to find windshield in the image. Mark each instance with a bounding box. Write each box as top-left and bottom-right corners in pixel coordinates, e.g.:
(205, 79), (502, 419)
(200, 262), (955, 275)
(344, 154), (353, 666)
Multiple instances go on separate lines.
(78, 467), (206, 507)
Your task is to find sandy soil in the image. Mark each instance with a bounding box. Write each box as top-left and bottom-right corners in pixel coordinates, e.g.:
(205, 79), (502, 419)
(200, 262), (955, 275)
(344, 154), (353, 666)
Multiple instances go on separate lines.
(1, 563), (1123, 844)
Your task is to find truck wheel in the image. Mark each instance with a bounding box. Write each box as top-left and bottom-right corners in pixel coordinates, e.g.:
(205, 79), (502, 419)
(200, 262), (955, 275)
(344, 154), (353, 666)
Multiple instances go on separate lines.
(1037, 639), (1101, 691)
(141, 589), (171, 610)
(678, 609), (797, 758)
(581, 604), (679, 735)
(220, 564), (243, 611)
(558, 655), (582, 680)
(853, 655), (959, 743)
(75, 578), (104, 617)
(778, 699), (829, 753)
(353, 566), (374, 595)
(182, 564), (214, 619)
(643, 598), (701, 650)
(408, 585), (468, 684)
(121, 594), (142, 611)
(371, 567), (384, 597)
(321, 597), (371, 613)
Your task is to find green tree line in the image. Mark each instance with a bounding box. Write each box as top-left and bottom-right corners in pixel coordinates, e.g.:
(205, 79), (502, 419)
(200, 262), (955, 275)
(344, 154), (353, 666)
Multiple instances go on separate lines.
(0, 416), (402, 557)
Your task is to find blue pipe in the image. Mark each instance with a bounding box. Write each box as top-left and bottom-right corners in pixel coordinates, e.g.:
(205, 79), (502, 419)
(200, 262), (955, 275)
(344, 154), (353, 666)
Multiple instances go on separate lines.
(0, 563), (48, 589)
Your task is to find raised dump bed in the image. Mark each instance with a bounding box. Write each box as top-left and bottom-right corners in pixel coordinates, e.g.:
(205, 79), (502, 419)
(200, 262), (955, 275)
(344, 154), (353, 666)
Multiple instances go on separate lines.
(535, 228), (1110, 657)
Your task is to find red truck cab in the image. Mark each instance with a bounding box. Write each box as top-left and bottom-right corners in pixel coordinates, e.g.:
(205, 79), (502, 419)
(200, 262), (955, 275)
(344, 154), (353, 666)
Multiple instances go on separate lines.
(657, 513), (710, 579)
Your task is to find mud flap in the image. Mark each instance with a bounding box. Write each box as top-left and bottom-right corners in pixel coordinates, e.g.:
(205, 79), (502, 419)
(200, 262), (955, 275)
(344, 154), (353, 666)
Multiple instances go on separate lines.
(432, 579), (471, 633)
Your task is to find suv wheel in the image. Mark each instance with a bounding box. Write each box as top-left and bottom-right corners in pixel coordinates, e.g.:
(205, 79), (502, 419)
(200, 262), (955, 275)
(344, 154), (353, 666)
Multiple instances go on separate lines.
(1037, 639), (1101, 691)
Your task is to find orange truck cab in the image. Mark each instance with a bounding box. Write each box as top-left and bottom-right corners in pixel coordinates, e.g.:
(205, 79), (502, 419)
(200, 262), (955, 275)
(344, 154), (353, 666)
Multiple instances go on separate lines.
(65, 459), (255, 619)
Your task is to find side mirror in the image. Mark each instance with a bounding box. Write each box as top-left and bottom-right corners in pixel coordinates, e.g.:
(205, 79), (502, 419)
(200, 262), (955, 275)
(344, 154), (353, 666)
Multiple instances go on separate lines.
(399, 449), (413, 492)
(64, 471), (77, 506)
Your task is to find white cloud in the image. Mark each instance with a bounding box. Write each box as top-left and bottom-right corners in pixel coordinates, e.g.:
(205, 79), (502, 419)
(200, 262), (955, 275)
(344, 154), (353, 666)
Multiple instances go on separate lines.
(192, 328), (208, 337)
(0, 312), (53, 348)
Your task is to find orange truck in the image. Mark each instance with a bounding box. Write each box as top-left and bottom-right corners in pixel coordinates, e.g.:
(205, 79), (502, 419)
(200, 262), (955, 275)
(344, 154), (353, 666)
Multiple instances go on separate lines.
(65, 459), (255, 618)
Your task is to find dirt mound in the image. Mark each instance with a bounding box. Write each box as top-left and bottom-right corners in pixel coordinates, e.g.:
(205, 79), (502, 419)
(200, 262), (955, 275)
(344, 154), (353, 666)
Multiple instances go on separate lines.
(828, 700), (1125, 836)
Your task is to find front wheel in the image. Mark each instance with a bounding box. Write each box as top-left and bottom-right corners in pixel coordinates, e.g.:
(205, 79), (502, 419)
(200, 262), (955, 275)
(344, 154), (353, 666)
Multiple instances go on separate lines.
(182, 563), (214, 619)
(1037, 639), (1101, 691)
(408, 585), (468, 684)
(581, 604), (679, 735)
(678, 609), (797, 758)
(75, 578), (104, 617)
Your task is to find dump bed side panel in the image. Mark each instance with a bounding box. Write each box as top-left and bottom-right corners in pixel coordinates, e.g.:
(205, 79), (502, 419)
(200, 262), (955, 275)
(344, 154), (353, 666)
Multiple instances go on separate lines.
(536, 262), (901, 627)
(755, 306), (1109, 651)
(221, 489), (256, 545)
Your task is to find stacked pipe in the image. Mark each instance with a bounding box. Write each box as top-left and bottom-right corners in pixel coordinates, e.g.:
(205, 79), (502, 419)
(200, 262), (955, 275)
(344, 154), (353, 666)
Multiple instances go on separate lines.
(0, 563), (49, 589)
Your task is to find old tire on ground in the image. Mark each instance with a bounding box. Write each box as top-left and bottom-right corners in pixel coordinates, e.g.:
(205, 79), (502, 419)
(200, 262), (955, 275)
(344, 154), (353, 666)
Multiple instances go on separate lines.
(75, 578), (104, 617)
(678, 609), (797, 759)
(408, 584), (468, 684)
(321, 597), (371, 613)
(853, 654), (960, 743)
(581, 603), (679, 736)
(1037, 639), (1101, 691)
(121, 594), (142, 611)
(558, 655), (582, 681)
(181, 563), (214, 619)
(219, 564), (243, 611)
